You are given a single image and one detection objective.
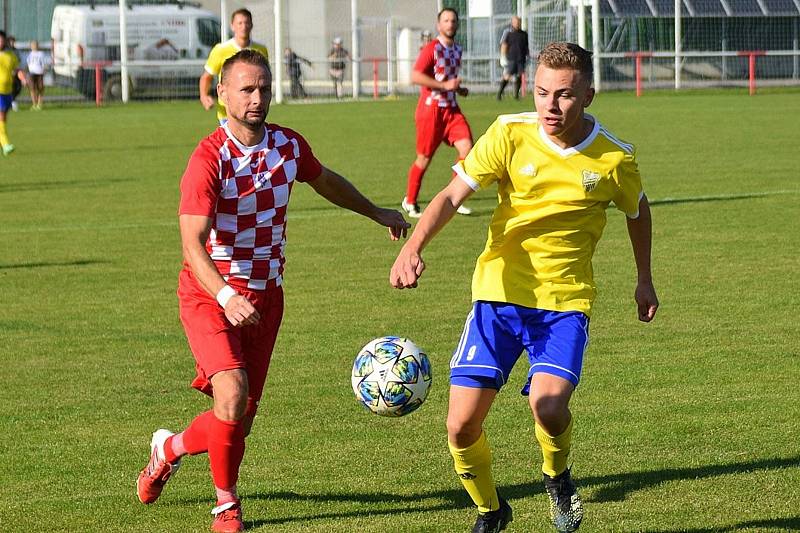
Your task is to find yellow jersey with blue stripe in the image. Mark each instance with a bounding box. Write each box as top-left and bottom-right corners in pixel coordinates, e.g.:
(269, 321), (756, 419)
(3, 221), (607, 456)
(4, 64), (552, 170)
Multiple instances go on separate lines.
(453, 112), (644, 317)
(0, 50), (19, 94)
(205, 39), (269, 120)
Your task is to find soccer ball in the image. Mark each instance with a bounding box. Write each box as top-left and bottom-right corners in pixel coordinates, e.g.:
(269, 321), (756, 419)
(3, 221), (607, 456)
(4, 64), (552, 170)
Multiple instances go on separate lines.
(351, 336), (432, 417)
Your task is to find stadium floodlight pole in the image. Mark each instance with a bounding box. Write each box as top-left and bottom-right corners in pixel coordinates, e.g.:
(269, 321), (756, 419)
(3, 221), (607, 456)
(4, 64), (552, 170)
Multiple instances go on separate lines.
(591, 0), (601, 91)
(220, 0), (227, 44)
(577, 0), (587, 49)
(274, 0), (283, 104)
(119, 0), (130, 102)
(351, 0), (360, 99)
(674, 0), (682, 89)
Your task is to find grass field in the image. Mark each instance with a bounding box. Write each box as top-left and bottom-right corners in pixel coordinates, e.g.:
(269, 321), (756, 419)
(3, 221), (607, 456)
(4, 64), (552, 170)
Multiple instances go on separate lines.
(1, 89), (799, 533)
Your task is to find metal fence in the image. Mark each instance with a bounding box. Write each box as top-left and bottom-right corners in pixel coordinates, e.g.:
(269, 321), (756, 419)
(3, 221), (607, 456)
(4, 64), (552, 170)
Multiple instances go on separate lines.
(3, 0), (799, 106)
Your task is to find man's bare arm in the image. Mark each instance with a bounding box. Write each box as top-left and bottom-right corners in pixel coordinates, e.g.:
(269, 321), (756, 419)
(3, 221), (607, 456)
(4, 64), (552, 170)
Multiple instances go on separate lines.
(179, 214), (260, 326)
(626, 195), (659, 322)
(199, 72), (216, 110)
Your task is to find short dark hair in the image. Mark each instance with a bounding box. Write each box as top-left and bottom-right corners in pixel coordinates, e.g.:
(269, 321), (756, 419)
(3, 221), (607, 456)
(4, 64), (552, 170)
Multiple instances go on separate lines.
(537, 42), (593, 84)
(0, 31), (5, 39)
(220, 49), (271, 82)
(230, 8), (252, 23)
(438, 8), (458, 21)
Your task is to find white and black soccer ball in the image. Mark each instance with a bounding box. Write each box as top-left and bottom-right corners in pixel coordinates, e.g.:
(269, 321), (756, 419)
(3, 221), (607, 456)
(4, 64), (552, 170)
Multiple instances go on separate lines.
(351, 336), (432, 417)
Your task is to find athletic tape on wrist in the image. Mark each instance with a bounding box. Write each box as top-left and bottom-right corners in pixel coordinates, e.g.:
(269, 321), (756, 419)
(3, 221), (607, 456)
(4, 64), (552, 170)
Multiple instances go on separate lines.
(216, 285), (237, 308)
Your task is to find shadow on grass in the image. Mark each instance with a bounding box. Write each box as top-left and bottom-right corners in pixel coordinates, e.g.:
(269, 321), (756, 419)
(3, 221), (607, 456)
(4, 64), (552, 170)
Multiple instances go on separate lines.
(0, 259), (107, 270)
(199, 455), (798, 527)
(0, 177), (133, 194)
(646, 516), (800, 532)
(582, 455), (800, 502)
(649, 191), (795, 207)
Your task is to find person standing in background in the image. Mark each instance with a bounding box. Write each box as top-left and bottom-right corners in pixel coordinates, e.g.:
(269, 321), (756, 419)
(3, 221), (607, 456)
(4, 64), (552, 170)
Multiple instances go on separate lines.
(327, 37), (351, 100)
(497, 16), (529, 101)
(26, 41), (51, 110)
(401, 8), (473, 219)
(284, 47), (312, 99)
(199, 8), (269, 125)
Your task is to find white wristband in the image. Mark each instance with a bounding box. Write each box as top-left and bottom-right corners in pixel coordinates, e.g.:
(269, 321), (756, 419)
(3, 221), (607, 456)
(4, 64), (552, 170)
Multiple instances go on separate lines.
(215, 285), (237, 308)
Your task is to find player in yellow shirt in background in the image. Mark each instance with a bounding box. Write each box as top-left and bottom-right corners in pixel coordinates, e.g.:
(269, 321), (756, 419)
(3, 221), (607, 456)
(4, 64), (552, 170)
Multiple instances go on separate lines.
(199, 8), (269, 124)
(0, 31), (24, 156)
(390, 42), (659, 533)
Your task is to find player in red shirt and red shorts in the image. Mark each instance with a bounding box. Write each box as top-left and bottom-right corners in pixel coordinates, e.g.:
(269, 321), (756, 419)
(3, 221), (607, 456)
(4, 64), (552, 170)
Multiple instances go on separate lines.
(402, 8), (474, 219)
(136, 50), (409, 533)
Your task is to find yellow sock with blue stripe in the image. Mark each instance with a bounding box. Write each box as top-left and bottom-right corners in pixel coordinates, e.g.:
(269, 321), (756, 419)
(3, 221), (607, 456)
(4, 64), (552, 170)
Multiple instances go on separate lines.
(535, 418), (573, 477)
(448, 431), (499, 513)
(0, 121), (9, 147)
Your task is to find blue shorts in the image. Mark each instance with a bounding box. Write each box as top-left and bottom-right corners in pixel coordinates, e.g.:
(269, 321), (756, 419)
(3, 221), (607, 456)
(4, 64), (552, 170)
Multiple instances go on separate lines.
(450, 301), (589, 394)
(0, 94), (12, 113)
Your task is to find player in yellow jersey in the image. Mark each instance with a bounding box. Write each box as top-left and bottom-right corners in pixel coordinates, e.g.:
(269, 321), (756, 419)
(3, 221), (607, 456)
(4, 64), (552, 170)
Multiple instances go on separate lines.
(0, 31), (24, 156)
(390, 42), (659, 533)
(199, 8), (269, 124)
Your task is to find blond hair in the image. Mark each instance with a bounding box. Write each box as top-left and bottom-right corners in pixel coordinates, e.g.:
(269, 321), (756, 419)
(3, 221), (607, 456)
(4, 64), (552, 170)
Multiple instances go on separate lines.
(537, 42), (593, 83)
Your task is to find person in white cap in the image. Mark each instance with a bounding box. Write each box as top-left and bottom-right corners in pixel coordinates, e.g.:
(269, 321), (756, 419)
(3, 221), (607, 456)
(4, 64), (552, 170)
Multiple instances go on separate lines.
(327, 37), (351, 99)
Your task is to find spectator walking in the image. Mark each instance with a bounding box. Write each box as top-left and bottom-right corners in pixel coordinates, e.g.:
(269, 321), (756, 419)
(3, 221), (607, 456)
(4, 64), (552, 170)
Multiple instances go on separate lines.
(284, 47), (312, 99)
(327, 37), (351, 99)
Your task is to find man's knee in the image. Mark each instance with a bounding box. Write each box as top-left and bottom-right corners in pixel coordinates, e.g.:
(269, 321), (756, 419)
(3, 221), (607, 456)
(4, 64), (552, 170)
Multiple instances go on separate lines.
(446, 414), (483, 447)
(414, 154), (431, 170)
(530, 389), (571, 434)
(211, 369), (249, 421)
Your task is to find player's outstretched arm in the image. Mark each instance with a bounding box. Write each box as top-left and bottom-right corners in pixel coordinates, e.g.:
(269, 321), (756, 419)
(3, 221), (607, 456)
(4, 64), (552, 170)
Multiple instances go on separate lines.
(390, 178), (474, 289)
(179, 214), (260, 327)
(308, 166), (410, 241)
(626, 195), (659, 322)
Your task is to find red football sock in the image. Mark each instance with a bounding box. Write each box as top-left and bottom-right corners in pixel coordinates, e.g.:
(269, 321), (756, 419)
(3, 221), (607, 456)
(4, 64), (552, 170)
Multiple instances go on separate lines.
(406, 163), (426, 205)
(208, 415), (246, 492)
(164, 434), (183, 464)
(170, 410), (216, 461)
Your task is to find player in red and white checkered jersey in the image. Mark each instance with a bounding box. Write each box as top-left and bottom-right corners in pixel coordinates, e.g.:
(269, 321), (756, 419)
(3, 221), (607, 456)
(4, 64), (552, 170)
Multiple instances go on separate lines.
(402, 8), (474, 219)
(136, 50), (409, 533)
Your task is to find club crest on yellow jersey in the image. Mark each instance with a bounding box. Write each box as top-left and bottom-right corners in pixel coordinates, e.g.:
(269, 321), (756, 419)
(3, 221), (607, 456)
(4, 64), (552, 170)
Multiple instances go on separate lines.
(581, 170), (601, 192)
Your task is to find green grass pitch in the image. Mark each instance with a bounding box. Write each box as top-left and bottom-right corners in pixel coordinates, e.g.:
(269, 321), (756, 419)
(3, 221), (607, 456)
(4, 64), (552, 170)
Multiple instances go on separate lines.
(0, 89), (798, 532)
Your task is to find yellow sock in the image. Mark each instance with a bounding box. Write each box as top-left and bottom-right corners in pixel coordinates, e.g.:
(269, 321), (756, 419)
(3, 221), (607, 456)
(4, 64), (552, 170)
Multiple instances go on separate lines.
(0, 121), (9, 147)
(535, 418), (573, 477)
(448, 431), (499, 513)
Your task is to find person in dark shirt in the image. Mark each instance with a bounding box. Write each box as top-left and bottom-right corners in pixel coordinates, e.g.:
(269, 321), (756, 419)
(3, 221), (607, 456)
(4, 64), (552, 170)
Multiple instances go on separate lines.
(284, 47), (312, 98)
(497, 16), (529, 100)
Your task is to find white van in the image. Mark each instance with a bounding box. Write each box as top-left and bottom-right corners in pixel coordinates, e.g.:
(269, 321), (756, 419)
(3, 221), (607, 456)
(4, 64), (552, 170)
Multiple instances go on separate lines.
(51, 3), (220, 99)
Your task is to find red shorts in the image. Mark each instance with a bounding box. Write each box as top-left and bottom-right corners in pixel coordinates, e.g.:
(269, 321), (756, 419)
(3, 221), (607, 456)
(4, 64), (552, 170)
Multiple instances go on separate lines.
(178, 269), (284, 414)
(415, 103), (473, 157)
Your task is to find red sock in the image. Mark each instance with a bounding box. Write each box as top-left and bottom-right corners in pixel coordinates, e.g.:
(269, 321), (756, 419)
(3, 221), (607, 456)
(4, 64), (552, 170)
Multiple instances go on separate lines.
(208, 415), (246, 492)
(406, 163), (425, 205)
(170, 410), (216, 461)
